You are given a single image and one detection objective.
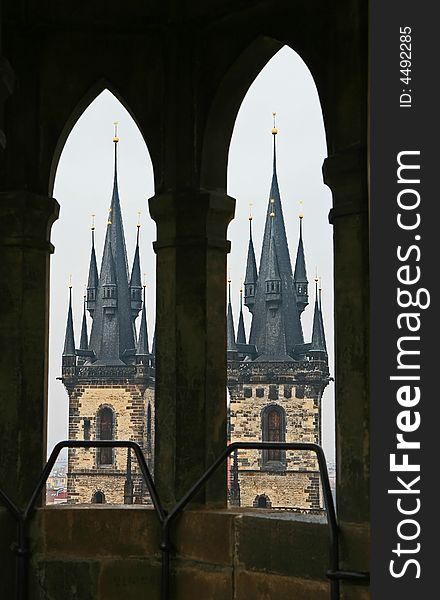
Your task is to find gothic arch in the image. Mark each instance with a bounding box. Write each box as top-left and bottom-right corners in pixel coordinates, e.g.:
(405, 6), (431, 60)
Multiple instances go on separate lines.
(49, 79), (151, 196)
(200, 36), (329, 192)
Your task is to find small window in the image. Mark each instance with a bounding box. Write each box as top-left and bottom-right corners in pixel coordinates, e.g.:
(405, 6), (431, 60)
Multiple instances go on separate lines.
(92, 490), (105, 504)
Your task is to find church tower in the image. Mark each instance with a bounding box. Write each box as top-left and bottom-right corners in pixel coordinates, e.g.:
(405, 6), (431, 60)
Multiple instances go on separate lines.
(227, 116), (330, 510)
(61, 126), (154, 504)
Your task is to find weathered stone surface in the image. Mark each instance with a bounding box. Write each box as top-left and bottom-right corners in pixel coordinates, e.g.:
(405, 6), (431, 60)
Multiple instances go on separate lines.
(34, 507), (161, 558)
(66, 384), (154, 504)
(235, 514), (329, 579)
(235, 570), (329, 600)
(99, 559), (160, 600)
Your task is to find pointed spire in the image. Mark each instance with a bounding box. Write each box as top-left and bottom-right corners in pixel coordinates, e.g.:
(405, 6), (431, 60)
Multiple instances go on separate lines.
(247, 114), (304, 360)
(294, 215), (309, 316)
(86, 220), (99, 317)
(227, 278), (237, 354)
(137, 285), (149, 357)
(79, 294), (88, 351)
(237, 287), (246, 344)
(244, 205), (258, 312)
(87, 124), (136, 364)
(63, 283), (76, 357)
(310, 277), (327, 357)
(130, 220), (143, 319)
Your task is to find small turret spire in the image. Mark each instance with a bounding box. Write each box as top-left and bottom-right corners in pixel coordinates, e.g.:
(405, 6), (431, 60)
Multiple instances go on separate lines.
(136, 284), (149, 358)
(310, 276), (327, 357)
(63, 282), (76, 358)
(86, 221), (99, 317)
(227, 278), (237, 355)
(237, 287), (246, 344)
(294, 213), (309, 316)
(244, 207), (258, 313)
(79, 293), (89, 351)
(130, 220), (142, 319)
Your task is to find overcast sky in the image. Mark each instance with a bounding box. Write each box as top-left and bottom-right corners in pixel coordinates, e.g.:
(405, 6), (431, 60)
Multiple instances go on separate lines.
(49, 46), (335, 463)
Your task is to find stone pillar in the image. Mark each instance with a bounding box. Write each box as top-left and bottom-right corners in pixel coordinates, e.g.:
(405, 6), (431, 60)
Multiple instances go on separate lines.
(0, 191), (59, 504)
(324, 146), (369, 524)
(149, 190), (235, 508)
(323, 146), (370, 596)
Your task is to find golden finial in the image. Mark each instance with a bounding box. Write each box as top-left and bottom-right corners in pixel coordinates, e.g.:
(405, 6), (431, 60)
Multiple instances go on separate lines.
(272, 112), (278, 135)
(249, 202), (253, 221)
(143, 272), (147, 288)
(315, 266), (318, 283)
(137, 211), (141, 228)
(69, 274), (72, 289)
(113, 121), (119, 143)
(319, 277), (322, 291)
(91, 213), (96, 231)
(298, 200), (304, 219)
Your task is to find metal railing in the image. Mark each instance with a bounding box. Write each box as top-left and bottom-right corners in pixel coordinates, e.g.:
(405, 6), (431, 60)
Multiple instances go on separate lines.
(0, 440), (369, 600)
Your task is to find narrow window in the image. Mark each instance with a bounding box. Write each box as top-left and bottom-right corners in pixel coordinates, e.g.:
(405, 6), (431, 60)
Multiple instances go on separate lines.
(97, 406), (113, 465)
(262, 405), (286, 467)
(267, 409), (282, 461)
(83, 418), (91, 441)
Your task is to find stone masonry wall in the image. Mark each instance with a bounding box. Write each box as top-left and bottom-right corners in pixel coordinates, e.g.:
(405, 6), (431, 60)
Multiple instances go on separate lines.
(66, 381), (154, 504)
(229, 381), (322, 509)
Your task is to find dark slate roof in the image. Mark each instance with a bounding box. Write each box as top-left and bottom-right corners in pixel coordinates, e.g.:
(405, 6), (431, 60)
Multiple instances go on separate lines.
(130, 227), (142, 289)
(63, 287), (76, 356)
(79, 296), (88, 350)
(236, 289), (246, 344)
(247, 133), (304, 361)
(87, 141), (136, 365)
(137, 287), (149, 355)
(244, 219), (258, 286)
(227, 281), (237, 352)
(87, 229), (99, 289)
(310, 280), (327, 355)
(293, 217), (308, 283)
(266, 216), (281, 281)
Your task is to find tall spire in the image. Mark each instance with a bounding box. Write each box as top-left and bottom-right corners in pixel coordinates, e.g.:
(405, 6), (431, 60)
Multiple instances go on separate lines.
(88, 124), (136, 364)
(86, 218), (99, 317)
(63, 283), (76, 359)
(237, 287), (246, 344)
(294, 214), (309, 316)
(310, 277), (327, 357)
(137, 285), (149, 358)
(248, 114), (304, 361)
(79, 293), (88, 351)
(130, 219), (142, 319)
(244, 205), (258, 313)
(227, 278), (237, 355)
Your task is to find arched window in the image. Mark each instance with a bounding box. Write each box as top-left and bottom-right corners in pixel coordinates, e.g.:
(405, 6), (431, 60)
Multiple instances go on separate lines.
(253, 494), (272, 508)
(92, 490), (105, 504)
(261, 405), (286, 468)
(97, 406), (114, 466)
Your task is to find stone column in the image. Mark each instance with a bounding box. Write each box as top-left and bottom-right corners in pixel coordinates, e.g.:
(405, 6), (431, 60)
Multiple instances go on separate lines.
(149, 190), (235, 508)
(0, 191), (59, 504)
(323, 146), (370, 596)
